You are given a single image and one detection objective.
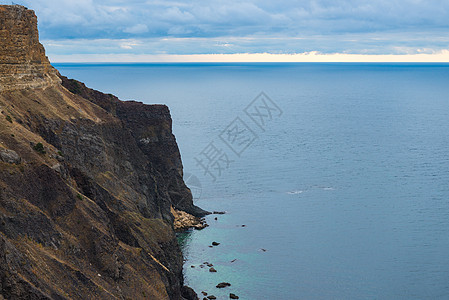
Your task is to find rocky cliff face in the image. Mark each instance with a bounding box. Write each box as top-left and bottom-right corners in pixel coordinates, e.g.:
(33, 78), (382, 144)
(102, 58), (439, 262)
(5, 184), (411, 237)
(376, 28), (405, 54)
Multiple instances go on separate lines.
(0, 5), (204, 299)
(0, 5), (60, 91)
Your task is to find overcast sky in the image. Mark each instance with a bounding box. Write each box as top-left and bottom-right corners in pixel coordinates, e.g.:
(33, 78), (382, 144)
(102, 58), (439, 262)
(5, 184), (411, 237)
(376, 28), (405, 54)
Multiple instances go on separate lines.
(14, 0), (449, 61)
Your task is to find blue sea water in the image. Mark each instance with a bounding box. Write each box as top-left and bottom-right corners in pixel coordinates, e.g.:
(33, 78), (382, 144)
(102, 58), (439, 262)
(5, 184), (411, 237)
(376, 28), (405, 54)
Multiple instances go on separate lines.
(55, 63), (449, 300)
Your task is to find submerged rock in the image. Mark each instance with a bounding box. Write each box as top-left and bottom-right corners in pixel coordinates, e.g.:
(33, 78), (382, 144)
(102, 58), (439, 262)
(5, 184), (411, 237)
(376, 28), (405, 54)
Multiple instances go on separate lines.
(216, 282), (231, 288)
(181, 286), (199, 300)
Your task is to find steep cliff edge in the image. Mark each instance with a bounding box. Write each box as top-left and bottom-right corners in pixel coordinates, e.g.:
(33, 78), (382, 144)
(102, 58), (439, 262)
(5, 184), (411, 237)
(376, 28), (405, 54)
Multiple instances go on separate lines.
(0, 5), (60, 91)
(0, 5), (205, 299)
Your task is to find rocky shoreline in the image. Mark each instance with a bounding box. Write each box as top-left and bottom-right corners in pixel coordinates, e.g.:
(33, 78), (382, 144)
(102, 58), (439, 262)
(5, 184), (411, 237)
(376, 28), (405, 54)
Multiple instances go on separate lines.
(172, 206), (208, 232)
(179, 210), (244, 300)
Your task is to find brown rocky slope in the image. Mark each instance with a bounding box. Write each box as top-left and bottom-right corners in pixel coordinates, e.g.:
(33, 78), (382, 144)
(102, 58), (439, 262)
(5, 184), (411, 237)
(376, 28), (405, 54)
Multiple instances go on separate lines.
(1, 5), (206, 299)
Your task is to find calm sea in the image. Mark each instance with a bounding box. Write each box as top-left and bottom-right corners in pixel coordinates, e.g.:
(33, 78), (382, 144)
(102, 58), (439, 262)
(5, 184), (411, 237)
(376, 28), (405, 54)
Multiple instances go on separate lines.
(55, 63), (449, 300)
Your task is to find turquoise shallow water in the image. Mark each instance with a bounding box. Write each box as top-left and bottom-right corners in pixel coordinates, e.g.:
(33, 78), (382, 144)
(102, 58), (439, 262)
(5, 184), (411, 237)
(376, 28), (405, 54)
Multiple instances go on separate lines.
(55, 63), (449, 300)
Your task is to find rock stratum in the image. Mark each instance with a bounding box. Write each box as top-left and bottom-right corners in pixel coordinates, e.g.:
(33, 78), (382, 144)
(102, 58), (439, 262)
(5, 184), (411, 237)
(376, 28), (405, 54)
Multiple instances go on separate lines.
(0, 5), (60, 91)
(0, 5), (206, 299)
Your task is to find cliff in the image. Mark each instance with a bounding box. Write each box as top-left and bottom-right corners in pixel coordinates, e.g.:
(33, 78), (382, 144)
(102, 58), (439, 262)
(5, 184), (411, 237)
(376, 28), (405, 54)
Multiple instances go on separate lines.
(0, 5), (205, 299)
(0, 5), (60, 91)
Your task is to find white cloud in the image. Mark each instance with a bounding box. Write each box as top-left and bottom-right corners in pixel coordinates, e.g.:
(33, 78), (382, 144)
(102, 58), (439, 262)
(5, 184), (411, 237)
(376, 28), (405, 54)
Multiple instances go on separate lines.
(161, 7), (195, 22)
(18, 0), (449, 58)
(123, 24), (149, 34)
(119, 40), (142, 49)
(41, 33), (449, 57)
(49, 50), (449, 63)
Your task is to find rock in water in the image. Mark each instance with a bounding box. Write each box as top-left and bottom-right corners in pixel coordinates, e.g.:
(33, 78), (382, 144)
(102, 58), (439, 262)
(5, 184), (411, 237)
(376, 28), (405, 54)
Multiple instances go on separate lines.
(181, 286), (199, 300)
(216, 282), (232, 288)
(171, 206), (208, 231)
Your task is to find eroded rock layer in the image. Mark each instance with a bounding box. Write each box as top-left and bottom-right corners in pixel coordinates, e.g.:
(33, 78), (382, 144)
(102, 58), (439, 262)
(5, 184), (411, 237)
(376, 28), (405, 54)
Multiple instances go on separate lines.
(0, 5), (60, 91)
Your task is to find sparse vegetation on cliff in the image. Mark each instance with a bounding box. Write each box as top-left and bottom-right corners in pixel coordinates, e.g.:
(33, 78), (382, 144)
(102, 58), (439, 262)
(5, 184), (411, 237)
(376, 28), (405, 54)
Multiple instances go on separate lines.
(32, 142), (46, 154)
